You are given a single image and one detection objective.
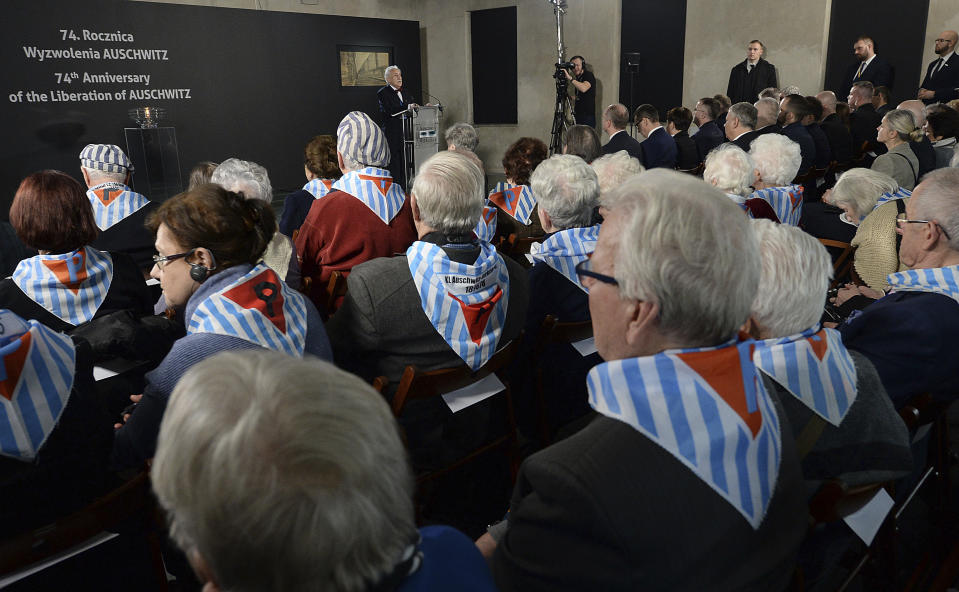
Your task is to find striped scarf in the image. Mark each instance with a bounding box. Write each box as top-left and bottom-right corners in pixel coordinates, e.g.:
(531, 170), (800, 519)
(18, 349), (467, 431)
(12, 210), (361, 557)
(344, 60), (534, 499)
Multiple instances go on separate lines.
(12, 248), (114, 326)
(303, 178), (334, 200)
(750, 185), (804, 226)
(873, 187), (911, 209)
(887, 264), (959, 305)
(407, 240), (510, 370)
(754, 326), (857, 426)
(529, 225), (600, 292)
(474, 204), (498, 243)
(0, 310), (76, 461)
(86, 182), (150, 230)
(587, 338), (782, 529)
(487, 182), (537, 225)
(331, 168), (406, 224)
(188, 264), (309, 357)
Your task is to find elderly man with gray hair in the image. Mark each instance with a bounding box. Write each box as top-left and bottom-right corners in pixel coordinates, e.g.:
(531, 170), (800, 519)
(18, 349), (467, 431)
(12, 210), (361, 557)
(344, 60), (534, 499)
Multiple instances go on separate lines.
(600, 103), (643, 160)
(749, 133), (804, 225)
(747, 219), (911, 486)
(485, 169), (806, 591)
(377, 65), (415, 186)
(152, 349), (497, 592)
(753, 97), (781, 136)
(445, 122), (479, 152)
(295, 111), (416, 313)
(704, 144), (778, 221)
(210, 158), (299, 288)
(725, 102), (759, 150)
(79, 143), (157, 271)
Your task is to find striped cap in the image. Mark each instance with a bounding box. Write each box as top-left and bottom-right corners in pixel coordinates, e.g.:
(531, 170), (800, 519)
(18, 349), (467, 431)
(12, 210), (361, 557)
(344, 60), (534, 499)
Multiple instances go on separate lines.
(336, 111), (390, 168)
(79, 144), (134, 173)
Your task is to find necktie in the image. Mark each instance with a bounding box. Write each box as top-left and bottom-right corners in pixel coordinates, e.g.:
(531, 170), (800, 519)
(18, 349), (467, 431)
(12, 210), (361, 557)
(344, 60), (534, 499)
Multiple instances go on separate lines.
(747, 64), (753, 73)
(855, 62), (865, 79)
(932, 58), (945, 77)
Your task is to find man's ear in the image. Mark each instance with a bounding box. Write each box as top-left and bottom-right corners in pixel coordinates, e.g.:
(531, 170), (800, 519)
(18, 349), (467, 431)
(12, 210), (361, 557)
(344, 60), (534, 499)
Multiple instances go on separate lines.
(410, 193), (422, 223)
(537, 207), (552, 232)
(742, 315), (762, 339)
(124, 171), (132, 186)
(624, 299), (660, 348)
(188, 549), (221, 592)
(337, 151), (347, 175)
(81, 168), (92, 187)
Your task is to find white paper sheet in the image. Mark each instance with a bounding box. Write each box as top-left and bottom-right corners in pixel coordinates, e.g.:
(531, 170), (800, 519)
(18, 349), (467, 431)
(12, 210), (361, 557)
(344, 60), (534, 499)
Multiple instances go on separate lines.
(441, 373), (505, 413)
(571, 337), (598, 357)
(92, 366), (118, 381)
(843, 488), (894, 545)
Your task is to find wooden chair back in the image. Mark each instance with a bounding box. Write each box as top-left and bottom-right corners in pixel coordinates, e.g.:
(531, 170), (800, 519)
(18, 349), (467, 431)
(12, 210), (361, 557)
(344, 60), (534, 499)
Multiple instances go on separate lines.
(324, 270), (349, 317)
(817, 238), (857, 289)
(531, 315), (595, 444)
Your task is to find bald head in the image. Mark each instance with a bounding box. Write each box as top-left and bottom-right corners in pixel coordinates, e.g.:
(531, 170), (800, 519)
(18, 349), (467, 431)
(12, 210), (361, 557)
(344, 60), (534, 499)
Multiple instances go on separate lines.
(936, 31), (958, 56)
(897, 99), (927, 127)
(816, 91), (837, 117)
(603, 104), (630, 131)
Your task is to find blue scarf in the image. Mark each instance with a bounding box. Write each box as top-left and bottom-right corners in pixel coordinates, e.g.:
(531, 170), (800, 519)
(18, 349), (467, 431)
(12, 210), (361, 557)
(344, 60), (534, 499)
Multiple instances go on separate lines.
(487, 182), (537, 225)
(529, 225), (599, 292)
(407, 240), (510, 370)
(474, 204), (498, 243)
(12, 247), (114, 326)
(188, 264), (309, 356)
(750, 185), (804, 226)
(331, 168), (406, 224)
(886, 264), (959, 305)
(0, 310), (76, 461)
(303, 178), (334, 200)
(587, 337), (781, 529)
(86, 182), (150, 230)
(754, 326), (857, 426)
(873, 187), (911, 210)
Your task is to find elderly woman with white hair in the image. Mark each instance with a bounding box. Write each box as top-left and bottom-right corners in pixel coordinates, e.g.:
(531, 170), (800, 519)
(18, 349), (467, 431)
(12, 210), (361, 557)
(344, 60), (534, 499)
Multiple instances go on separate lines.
(211, 158), (300, 289)
(748, 133), (804, 225)
(871, 109), (923, 190)
(703, 144), (779, 221)
(824, 168), (911, 290)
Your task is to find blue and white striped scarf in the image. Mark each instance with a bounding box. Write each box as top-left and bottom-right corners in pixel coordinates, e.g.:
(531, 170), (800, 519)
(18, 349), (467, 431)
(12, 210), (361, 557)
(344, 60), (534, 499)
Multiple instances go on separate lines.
(754, 326), (857, 426)
(12, 248), (114, 326)
(474, 204), (498, 243)
(303, 178), (334, 200)
(529, 225), (600, 292)
(407, 241), (510, 370)
(887, 264), (959, 305)
(86, 182), (150, 231)
(873, 187), (911, 209)
(331, 168), (406, 224)
(587, 338), (782, 529)
(750, 184), (804, 226)
(0, 310), (76, 461)
(487, 182), (537, 225)
(188, 264), (309, 357)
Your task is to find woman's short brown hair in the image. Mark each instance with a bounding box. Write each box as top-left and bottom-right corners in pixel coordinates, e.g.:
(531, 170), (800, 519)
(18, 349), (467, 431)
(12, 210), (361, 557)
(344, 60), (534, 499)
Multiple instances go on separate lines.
(304, 135), (340, 179)
(146, 183), (276, 270)
(502, 137), (548, 186)
(188, 161), (219, 190)
(10, 170), (98, 253)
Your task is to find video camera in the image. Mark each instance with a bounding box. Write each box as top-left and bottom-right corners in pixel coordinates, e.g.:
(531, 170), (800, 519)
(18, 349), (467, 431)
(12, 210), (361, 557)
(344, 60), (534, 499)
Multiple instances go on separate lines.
(553, 61), (575, 82)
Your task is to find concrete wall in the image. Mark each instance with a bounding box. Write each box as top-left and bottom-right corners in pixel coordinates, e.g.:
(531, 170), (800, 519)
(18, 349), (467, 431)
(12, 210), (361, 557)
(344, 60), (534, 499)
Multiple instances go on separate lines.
(921, 0), (959, 88)
(130, 0), (417, 19)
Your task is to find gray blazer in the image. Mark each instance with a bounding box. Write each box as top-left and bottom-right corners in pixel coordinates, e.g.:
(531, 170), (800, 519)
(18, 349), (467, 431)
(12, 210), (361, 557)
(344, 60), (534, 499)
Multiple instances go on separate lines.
(872, 143), (919, 190)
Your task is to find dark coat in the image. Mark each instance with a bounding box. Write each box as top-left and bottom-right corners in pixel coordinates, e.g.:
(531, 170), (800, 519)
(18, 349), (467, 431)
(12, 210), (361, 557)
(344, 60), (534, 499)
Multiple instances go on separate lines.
(730, 129), (760, 152)
(727, 58), (779, 104)
(781, 122), (817, 174)
(839, 55), (894, 100)
(601, 130), (643, 161)
(820, 113), (854, 164)
(849, 104), (881, 157)
(89, 202), (158, 273)
(640, 127), (678, 169)
(673, 130), (700, 169)
(377, 84), (411, 186)
(692, 120), (724, 162)
(919, 54), (959, 104)
(806, 123), (832, 168)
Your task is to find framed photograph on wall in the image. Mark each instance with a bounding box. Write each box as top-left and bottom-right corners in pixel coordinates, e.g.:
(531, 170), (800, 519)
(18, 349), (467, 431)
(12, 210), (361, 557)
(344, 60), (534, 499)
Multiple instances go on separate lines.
(338, 45), (393, 88)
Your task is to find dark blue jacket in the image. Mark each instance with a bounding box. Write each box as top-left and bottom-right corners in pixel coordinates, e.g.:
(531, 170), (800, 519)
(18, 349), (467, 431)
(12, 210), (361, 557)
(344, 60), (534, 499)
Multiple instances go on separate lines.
(640, 127), (678, 169)
(781, 122), (816, 175)
(692, 121), (724, 162)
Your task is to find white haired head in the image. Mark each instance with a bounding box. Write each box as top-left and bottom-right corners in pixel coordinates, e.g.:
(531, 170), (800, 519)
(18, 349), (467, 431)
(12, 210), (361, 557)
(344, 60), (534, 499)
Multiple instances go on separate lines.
(829, 168), (899, 222)
(211, 157), (273, 203)
(591, 151), (644, 197)
(530, 154), (600, 230)
(750, 133), (801, 186)
(411, 150), (484, 236)
(704, 144), (756, 197)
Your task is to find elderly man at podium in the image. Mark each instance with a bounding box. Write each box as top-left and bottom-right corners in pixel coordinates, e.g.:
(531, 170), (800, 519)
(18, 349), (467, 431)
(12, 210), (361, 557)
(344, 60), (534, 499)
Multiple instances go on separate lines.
(377, 65), (417, 188)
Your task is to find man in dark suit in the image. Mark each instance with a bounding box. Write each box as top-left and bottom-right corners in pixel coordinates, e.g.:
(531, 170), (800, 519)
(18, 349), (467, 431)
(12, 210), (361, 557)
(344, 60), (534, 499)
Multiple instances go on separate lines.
(838, 36), (894, 101)
(692, 97), (724, 161)
(634, 104), (677, 169)
(778, 95), (816, 175)
(847, 81), (881, 158)
(484, 169), (807, 592)
(918, 30), (959, 105)
(600, 103), (642, 161)
(724, 102), (759, 151)
(727, 40), (779, 104)
(666, 107), (699, 170)
(898, 100), (938, 179)
(874, 85), (893, 117)
(802, 96), (832, 168)
(377, 65), (413, 188)
(753, 97), (782, 136)
(816, 90), (853, 165)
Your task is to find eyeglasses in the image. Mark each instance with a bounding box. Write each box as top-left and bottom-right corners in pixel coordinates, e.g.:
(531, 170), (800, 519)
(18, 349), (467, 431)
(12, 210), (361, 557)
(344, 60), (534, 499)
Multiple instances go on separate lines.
(152, 248), (195, 269)
(575, 257), (618, 287)
(935, 39), (950, 43)
(896, 213), (952, 240)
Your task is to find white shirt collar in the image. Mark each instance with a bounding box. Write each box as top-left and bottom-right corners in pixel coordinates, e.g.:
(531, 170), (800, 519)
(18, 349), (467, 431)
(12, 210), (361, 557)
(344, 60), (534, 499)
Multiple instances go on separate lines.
(645, 125), (663, 138)
(862, 54), (876, 67)
(939, 50), (956, 64)
(731, 130), (752, 141)
(609, 129), (625, 139)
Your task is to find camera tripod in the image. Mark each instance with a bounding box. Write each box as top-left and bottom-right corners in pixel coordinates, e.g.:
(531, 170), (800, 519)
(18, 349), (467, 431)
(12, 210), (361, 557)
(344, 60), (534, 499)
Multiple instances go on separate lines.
(549, 77), (575, 155)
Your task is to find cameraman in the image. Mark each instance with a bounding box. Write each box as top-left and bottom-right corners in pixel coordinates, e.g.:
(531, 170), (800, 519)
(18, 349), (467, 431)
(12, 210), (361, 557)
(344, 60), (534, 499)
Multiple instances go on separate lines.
(563, 55), (596, 127)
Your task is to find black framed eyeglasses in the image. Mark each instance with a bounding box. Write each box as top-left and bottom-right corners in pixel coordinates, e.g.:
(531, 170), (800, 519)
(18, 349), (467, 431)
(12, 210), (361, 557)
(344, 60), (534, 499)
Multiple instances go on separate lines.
(896, 213), (952, 240)
(575, 258), (618, 286)
(152, 248), (195, 269)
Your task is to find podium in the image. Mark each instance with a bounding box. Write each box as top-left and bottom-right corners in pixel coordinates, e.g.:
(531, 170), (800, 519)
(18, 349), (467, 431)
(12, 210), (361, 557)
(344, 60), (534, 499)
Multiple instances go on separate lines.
(124, 127), (183, 204)
(395, 105), (442, 190)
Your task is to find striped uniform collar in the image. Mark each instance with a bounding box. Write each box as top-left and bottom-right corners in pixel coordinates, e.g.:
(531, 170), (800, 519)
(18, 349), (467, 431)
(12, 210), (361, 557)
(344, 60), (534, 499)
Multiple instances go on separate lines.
(407, 240), (510, 370)
(587, 337), (782, 529)
(11, 248), (114, 326)
(754, 326), (858, 426)
(887, 265), (959, 305)
(0, 310), (76, 461)
(188, 263), (309, 356)
(529, 225), (600, 292)
(487, 182), (537, 225)
(331, 168), (406, 224)
(750, 185), (804, 226)
(474, 204), (498, 243)
(873, 187), (911, 209)
(86, 182), (150, 230)
(303, 178), (334, 200)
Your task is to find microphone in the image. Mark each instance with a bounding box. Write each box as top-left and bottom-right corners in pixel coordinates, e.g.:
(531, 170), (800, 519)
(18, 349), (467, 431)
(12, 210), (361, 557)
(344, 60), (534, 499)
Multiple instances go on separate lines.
(422, 90), (445, 112)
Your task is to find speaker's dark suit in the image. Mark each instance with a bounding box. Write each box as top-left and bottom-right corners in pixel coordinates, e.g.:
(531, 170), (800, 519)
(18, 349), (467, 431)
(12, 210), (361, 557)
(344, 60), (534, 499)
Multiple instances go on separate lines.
(601, 130), (643, 161)
(919, 53), (959, 104)
(727, 58), (779, 104)
(839, 55), (893, 100)
(729, 129), (760, 152)
(673, 131), (699, 169)
(639, 127), (678, 169)
(377, 84), (410, 187)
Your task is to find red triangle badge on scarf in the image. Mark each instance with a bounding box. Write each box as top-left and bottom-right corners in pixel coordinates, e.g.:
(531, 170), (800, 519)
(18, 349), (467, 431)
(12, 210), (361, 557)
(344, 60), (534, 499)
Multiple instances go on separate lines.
(41, 250), (88, 295)
(0, 333), (31, 401)
(449, 289), (504, 345)
(93, 187), (123, 206)
(357, 174), (392, 197)
(677, 344), (763, 437)
(221, 269), (288, 334)
(489, 186), (523, 217)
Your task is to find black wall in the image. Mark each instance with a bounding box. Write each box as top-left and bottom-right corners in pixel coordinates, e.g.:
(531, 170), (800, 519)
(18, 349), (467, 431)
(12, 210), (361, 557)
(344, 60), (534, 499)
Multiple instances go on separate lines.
(471, 7), (518, 125)
(619, 0), (687, 118)
(823, 0), (929, 105)
(0, 0), (421, 218)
